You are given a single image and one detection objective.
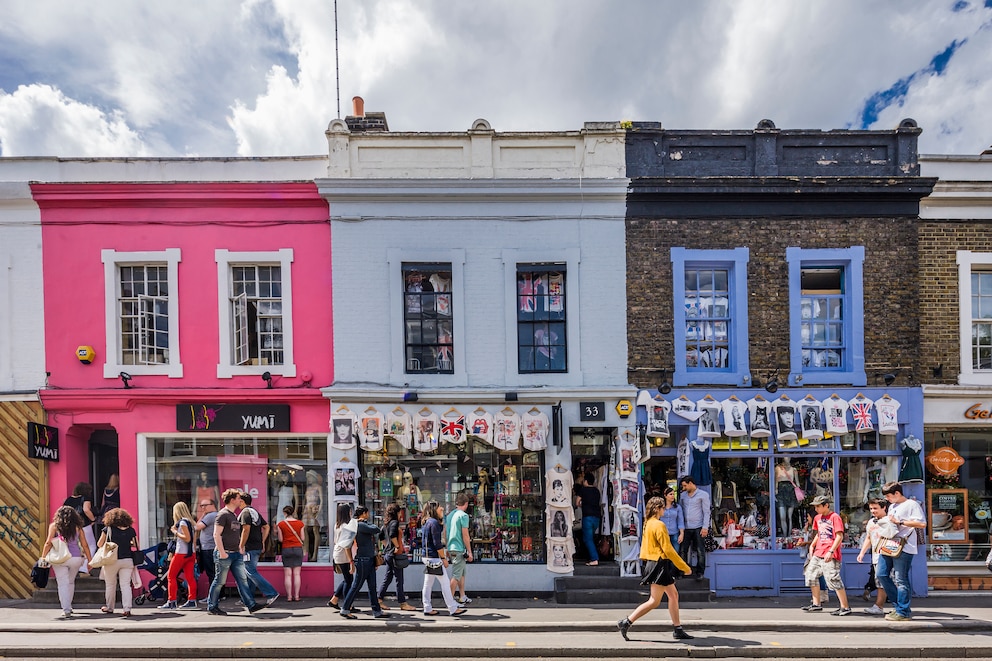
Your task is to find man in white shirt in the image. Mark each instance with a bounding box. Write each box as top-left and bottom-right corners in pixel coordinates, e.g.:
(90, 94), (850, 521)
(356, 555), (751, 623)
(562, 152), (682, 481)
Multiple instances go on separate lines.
(877, 482), (925, 621)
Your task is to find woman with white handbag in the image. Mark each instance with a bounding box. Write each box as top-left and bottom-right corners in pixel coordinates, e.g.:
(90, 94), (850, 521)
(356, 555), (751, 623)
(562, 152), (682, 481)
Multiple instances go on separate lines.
(41, 505), (92, 619)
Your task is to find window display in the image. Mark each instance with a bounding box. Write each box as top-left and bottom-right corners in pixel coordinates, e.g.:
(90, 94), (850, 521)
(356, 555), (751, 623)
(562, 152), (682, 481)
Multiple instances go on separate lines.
(148, 436), (328, 563)
(360, 441), (546, 563)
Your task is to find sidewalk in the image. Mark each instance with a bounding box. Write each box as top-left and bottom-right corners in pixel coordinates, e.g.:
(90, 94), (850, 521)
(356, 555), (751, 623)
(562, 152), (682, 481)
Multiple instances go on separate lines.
(0, 594), (990, 658)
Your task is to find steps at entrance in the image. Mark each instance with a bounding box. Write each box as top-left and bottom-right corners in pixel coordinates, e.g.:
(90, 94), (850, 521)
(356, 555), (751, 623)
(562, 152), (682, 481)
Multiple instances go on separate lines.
(554, 563), (713, 604)
(32, 573), (109, 605)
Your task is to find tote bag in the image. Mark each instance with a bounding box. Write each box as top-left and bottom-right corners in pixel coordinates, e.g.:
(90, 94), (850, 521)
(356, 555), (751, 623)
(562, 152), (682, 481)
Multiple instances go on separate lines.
(89, 541), (119, 568)
(45, 537), (71, 565)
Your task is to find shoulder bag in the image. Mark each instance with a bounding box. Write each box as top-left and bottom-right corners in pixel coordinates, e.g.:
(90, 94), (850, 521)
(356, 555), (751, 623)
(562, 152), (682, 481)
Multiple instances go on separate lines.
(45, 536), (71, 565)
(90, 540), (119, 568)
(877, 536), (906, 558)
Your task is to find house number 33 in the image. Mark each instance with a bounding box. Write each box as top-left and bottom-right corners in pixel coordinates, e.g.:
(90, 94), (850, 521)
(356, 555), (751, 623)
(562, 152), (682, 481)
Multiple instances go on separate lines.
(580, 401), (606, 421)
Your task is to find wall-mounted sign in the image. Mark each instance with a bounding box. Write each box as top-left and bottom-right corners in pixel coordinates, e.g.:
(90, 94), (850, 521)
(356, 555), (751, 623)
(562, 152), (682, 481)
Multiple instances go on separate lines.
(177, 403), (290, 432)
(27, 422), (59, 462)
(615, 400), (633, 418)
(965, 403), (992, 419)
(928, 446), (965, 475)
(579, 401), (606, 422)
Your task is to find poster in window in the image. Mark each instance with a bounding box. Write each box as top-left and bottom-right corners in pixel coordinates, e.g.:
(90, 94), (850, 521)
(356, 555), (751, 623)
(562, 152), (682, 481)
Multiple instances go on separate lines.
(928, 488), (969, 544)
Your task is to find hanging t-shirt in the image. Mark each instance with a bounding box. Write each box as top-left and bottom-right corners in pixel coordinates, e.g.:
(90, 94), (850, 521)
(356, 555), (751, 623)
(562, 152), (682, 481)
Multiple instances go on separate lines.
(521, 410), (550, 451)
(823, 396), (849, 435)
(386, 409), (413, 450)
(773, 397), (798, 443)
(546, 468), (574, 509)
(330, 410), (358, 450)
(547, 537), (575, 574)
(467, 410), (494, 445)
(747, 397), (773, 439)
(799, 398), (824, 441)
(547, 507), (574, 539)
(676, 436), (691, 479)
(876, 396), (900, 434)
(547, 272), (564, 313)
(849, 396), (875, 434)
(721, 398), (748, 437)
(359, 411), (385, 451)
(429, 273), (451, 317)
(645, 396), (671, 439)
(332, 460), (361, 500)
(494, 410), (521, 451)
(413, 410), (440, 453)
(439, 411), (466, 446)
(671, 397), (700, 421)
(696, 398), (722, 438)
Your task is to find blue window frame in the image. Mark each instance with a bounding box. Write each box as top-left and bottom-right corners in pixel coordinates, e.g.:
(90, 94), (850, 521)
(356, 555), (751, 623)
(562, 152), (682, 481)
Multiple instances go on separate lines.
(671, 248), (750, 386)
(786, 247), (866, 386)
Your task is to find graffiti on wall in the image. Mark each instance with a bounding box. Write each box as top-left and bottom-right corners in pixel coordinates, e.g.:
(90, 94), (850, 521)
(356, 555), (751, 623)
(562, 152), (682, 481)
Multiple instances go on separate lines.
(0, 505), (39, 549)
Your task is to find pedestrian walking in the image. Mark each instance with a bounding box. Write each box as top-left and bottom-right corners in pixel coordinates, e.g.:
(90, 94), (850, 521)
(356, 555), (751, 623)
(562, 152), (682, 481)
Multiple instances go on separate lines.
(238, 492), (279, 607)
(856, 497), (890, 615)
(194, 499), (218, 588)
(97, 507), (139, 617)
(328, 502), (358, 610)
(41, 505), (92, 619)
(446, 492), (473, 605)
(378, 503), (417, 611)
(275, 505), (306, 601)
(617, 496), (694, 641)
(801, 495), (852, 616)
(158, 501), (198, 610)
(575, 473), (602, 566)
(63, 482), (98, 574)
(678, 476), (711, 579)
(340, 506), (389, 619)
(877, 481), (925, 621)
(659, 486), (684, 550)
(419, 500), (466, 617)
(206, 488), (265, 616)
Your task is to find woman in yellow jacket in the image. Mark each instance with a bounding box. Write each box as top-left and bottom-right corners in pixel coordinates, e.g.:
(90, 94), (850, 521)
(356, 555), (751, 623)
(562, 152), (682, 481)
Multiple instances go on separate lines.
(618, 496), (694, 641)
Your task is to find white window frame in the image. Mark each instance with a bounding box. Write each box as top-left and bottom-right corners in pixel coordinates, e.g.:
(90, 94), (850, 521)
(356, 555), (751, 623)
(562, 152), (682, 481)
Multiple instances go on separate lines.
(216, 249), (295, 378)
(957, 250), (992, 386)
(102, 248), (183, 379)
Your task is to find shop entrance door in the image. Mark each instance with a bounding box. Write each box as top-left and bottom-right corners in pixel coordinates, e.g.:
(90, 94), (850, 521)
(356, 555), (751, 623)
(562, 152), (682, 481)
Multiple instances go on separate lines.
(88, 429), (119, 512)
(569, 427), (616, 563)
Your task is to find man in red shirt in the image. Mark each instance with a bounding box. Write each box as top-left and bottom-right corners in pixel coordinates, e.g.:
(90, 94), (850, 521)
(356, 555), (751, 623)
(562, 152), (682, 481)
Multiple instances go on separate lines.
(801, 495), (851, 615)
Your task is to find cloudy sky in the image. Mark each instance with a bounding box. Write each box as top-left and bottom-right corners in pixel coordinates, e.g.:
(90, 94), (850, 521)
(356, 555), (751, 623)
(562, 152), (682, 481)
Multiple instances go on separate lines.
(1, 0), (990, 158)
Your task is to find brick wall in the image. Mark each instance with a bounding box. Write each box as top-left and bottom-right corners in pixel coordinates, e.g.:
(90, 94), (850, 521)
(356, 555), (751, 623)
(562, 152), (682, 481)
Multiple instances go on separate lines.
(918, 219), (992, 384)
(626, 216), (921, 388)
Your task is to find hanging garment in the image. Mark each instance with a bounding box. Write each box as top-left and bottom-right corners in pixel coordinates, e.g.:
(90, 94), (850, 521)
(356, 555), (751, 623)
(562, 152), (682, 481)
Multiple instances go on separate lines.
(773, 397), (798, 443)
(413, 410), (440, 453)
(899, 435), (924, 483)
(747, 397), (773, 439)
(429, 273), (451, 317)
(677, 436), (692, 479)
(799, 398), (824, 441)
(493, 410), (521, 451)
(386, 409), (413, 450)
(721, 398), (748, 437)
(330, 410), (359, 450)
(695, 398), (722, 438)
(646, 396), (671, 439)
(546, 468), (574, 509)
(439, 411), (466, 446)
(671, 397), (701, 421)
(518, 273), (538, 313)
(521, 410), (550, 451)
(358, 411), (385, 452)
(849, 396), (875, 433)
(547, 272), (564, 313)
(467, 410), (494, 445)
(824, 396), (850, 435)
(846, 459), (868, 507)
(688, 438), (713, 486)
(876, 396), (900, 435)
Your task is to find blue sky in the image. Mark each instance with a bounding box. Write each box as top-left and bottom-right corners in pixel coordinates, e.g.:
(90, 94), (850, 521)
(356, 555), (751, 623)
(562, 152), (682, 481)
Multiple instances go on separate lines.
(0, 0), (990, 157)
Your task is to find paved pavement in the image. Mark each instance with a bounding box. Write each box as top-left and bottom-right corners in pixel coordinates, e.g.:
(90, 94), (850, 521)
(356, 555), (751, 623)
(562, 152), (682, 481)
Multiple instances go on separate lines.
(1, 594), (990, 658)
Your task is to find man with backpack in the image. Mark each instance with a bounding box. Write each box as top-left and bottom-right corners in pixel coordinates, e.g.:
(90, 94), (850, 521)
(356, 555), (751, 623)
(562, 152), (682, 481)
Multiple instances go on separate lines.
(238, 492), (280, 607)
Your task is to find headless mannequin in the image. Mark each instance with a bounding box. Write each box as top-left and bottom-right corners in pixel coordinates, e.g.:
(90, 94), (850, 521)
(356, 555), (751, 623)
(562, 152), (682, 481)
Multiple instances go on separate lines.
(303, 472), (323, 562)
(775, 458), (798, 537)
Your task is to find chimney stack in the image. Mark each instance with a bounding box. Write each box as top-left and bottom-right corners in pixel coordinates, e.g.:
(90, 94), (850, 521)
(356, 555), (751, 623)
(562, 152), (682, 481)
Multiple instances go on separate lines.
(352, 96), (365, 118)
(345, 97), (388, 133)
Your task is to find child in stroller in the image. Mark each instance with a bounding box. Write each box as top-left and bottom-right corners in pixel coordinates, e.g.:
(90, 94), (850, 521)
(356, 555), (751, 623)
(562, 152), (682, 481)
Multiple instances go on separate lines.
(132, 543), (189, 606)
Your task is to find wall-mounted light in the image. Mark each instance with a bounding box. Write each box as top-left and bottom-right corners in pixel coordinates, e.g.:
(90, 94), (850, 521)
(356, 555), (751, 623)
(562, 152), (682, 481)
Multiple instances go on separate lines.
(883, 373), (896, 387)
(932, 364), (943, 379)
(403, 391), (418, 402)
(658, 369), (672, 395)
(119, 371), (132, 389)
(765, 373), (779, 394)
(261, 371), (273, 389)
(505, 392), (518, 402)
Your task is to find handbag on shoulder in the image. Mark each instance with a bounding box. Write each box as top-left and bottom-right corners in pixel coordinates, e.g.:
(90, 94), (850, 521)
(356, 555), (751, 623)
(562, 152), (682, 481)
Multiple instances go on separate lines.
(45, 537), (71, 565)
(877, 536), (906, 558)
(89, 541), (119, 568)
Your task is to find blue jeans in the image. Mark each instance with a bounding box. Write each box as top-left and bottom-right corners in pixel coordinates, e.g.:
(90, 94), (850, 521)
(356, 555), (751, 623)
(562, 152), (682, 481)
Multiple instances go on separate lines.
(582, 516), (601, 562)
(342, 556), (380, 615)
(245, 548), (278, 599)
(877, 551), (914, 616)
(378, 553), (406, 604)
(207, 551), (256, 610)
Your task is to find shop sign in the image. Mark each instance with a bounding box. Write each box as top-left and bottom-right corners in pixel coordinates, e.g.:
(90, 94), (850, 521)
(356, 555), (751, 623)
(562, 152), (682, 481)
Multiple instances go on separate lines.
(176, 403), (290, 432)
(928, 446), (965, 475)
(964, 402), (992, 419)
(26, 422), (59, 462)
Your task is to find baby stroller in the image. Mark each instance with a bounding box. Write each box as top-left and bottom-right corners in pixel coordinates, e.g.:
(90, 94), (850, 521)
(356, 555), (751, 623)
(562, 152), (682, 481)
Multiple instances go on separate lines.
(132, 542), (188, 606)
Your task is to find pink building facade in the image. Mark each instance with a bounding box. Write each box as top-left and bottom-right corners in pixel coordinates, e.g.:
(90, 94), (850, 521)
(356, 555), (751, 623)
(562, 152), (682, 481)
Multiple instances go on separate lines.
(35, 181), (335, 595)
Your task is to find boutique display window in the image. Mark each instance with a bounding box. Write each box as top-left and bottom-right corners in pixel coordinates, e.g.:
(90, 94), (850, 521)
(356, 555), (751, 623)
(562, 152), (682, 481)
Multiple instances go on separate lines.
(710, 458), (771, 549)
(360, 440), (546, 563)
(146, 436), (328, 563)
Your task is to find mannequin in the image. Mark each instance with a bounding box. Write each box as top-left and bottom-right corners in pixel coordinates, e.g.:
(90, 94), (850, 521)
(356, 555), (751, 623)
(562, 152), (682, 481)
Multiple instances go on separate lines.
(194, 472), (219, 509)
(302, 470), (324, 562)
(774, 458), (799, 537)
(274, 469), (298, 523)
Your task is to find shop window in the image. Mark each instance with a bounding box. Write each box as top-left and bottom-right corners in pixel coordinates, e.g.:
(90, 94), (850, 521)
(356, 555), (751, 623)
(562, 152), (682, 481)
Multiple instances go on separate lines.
(837, 455), (901, 548)
(216, 249), (296, 378)
(671, 248), (750, 386)
(516, 265), (567, 373)
(147, 436), (328, 563)
(102, 249), (182, 378)
(361, 442), (546, 563)
(403, 263), (454, 374)
(786, 247), (866, 386)
(709, 458), (772, 550)
(957, 252), (992, 385)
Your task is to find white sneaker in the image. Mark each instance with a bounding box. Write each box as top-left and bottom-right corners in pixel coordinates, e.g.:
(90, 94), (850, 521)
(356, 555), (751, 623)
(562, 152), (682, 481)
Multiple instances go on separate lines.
(457, 596), (472, 604)
(863, 604), (884, 615)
